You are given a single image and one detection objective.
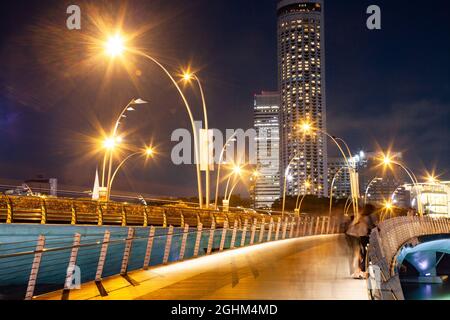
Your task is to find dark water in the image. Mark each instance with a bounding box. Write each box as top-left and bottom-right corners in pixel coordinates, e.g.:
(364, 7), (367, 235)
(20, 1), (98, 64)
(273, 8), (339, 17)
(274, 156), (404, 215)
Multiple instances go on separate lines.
(402, 282), (450, 300)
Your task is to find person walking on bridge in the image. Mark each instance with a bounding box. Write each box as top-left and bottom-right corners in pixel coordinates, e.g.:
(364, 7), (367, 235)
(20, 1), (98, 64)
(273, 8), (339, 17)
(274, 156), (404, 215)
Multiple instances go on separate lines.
(346, 204), (377, 279)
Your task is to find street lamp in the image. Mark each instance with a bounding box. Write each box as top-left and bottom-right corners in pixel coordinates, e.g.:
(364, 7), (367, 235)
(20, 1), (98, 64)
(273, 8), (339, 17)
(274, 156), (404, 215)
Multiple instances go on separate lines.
(221, 164), (244, 212)
(214, 133), (238, 210)
(328, 166), (350, 217)
(299, 120), (360, 220)
(105, 34), (125, 57)
(182, 71), (211, 209)
(108, 147), (155, 199)
(224, 165), (243, 200)
(295, 181), (311, 216)
(381, 201), (394, 222)
(380, 154), (423, 216)
(281, 154), (301, 217)
(364, 177), (382, 206)
(102, 98), (149, 202)
(101, 34), (205, 208)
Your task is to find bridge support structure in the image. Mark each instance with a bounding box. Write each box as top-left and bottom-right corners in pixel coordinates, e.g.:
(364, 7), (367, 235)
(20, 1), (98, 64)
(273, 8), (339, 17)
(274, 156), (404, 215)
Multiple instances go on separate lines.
(368, 216), (450, 300)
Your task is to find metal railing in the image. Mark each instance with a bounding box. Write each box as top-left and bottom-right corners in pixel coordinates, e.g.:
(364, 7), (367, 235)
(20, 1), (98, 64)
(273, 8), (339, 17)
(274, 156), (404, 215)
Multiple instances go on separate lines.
(367, 216), (450, 300)
(0, 215), (345, 300)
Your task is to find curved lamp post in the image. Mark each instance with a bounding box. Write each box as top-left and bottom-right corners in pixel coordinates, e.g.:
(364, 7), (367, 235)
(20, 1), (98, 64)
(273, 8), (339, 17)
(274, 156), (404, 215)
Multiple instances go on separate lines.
(381, 155), (423, 216)
(295, 181), (311, 216)
(328, 166), (350, 217)
(103, 35), (204, 208)
(214, 133), (238, 210)
(109, 147), (155, 198)
(281, 154), (301, 217)
(299, 122), (360, 221)
(183, 73), (211, 208)
(364, 177), (382, 206)
(103, 98), (149, 201)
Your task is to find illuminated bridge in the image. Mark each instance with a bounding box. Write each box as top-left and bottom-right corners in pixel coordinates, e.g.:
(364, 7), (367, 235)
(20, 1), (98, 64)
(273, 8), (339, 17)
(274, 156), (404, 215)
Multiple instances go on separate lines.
(0, 196), (449, 300)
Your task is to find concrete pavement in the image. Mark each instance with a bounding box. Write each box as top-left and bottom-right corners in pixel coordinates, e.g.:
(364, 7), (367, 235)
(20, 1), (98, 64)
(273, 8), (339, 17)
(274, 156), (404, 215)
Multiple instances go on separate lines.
(36, 234), (368, 300)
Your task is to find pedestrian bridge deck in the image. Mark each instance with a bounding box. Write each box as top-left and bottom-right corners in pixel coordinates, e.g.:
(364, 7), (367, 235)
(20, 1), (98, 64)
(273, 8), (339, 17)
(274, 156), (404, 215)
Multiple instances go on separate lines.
(37, 234), (368, 300)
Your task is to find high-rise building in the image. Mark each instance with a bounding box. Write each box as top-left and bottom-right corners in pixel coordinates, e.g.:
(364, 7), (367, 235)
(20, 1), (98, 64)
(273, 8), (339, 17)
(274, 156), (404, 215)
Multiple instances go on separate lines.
(254, 92), (281, 209)
(328, 157), (351, 200)
(277, 0), (328, 198)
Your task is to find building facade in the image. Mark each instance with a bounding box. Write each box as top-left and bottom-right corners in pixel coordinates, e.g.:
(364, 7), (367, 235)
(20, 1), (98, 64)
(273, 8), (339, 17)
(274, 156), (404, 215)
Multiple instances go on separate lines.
(405, 182), (450, 215)
(327, 157), (351, 200)
(277, 0), (328, 198)
(254, 92), (281, 209)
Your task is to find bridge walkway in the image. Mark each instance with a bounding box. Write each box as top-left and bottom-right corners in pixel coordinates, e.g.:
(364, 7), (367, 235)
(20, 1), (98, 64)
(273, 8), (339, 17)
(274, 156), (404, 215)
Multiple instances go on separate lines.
(36, 234), (368, 300)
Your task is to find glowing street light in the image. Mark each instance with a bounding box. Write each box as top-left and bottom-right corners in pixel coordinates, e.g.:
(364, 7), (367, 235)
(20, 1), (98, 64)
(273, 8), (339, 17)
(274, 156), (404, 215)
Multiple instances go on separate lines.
(181, 70), (211, 208)
(281, 155), (300, 217)
(118, 43), (205, 209)
(105, 34), (125, 57)
(384, 201), (393, 211)
(427, 175), (438, 184)
(109, 146), (156, 198)
(182, 72), (193, 81)
(103, 137), (117, 150)
(223, 165), (244, 208)
(379, 152), (423, 216)
(214, 133), (238, 210)
(298, 120), (360, 220)
(295, 181), (312, 216)
(101, 98), (149, 202)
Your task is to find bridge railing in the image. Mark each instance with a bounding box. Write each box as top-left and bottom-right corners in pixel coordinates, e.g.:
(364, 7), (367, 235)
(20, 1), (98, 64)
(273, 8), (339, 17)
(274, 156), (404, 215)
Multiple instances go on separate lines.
(0, 215), (345, 300)
(0, 195), (282, 227)
(367, 215), (450, 300)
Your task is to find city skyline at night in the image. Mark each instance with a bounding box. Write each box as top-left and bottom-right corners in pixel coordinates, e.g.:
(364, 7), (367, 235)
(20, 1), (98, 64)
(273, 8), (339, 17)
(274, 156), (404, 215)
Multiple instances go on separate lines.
(0, 0), (448, 198)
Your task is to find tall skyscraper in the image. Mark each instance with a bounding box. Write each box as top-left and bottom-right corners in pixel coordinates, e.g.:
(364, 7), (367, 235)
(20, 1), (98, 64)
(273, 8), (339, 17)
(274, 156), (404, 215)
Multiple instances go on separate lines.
(254, 92), (281, 209)
(277, 0), (328, 198)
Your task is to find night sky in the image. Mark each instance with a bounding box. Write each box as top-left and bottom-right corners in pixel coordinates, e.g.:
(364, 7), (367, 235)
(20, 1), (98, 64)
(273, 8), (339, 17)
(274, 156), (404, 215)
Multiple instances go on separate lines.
(0, 0), (449, 197)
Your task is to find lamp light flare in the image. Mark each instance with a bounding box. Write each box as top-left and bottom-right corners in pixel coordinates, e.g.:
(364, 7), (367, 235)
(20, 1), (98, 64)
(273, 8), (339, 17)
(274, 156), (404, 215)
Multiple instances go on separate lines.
(105, 34), (125, 57)
(103, 138), (116, 150)
(384, 202), (393, 210)
(233, 166), (242, 176)
(145, 147), (155, 157)
(383, 156), (392, 166)
(183, 72), (193, 81)
(300, 121), (313, 134)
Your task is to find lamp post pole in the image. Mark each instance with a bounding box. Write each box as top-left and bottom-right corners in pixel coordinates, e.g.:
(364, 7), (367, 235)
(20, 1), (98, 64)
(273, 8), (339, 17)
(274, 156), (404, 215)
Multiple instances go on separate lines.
(133, 50), (204, 209)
